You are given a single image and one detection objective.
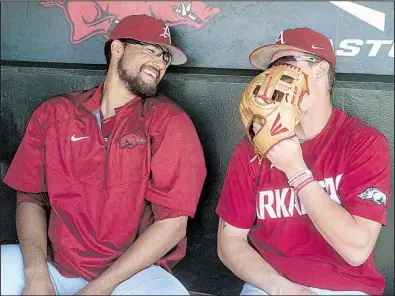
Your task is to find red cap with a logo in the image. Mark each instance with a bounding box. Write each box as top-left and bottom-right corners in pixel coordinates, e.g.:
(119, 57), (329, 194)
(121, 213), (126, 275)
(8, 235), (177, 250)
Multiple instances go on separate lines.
(109, 14), (187, 65)
(249, 27), (336, 70)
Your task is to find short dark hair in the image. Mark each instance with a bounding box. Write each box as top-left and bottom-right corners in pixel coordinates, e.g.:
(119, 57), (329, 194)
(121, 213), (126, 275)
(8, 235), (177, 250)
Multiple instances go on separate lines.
(327, 64), (336, 96)
(104, 40), (113, 70)
(306, 58), (336, 96)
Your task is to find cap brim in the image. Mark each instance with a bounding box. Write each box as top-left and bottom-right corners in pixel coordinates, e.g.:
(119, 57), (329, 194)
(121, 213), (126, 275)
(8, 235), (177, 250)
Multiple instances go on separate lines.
(249, 44), (318, 70)
(158, 43), (187, 66)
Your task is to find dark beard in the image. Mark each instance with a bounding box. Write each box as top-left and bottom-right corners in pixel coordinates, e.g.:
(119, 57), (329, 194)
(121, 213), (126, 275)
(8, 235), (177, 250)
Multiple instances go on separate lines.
(117, 56), (158, 98)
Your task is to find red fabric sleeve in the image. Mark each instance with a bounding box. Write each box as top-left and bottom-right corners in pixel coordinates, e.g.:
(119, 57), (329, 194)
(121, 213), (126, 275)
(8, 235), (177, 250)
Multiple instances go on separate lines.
(3, 105), (47, 193)
(339, 132), (390, 225)
(216, 140), (258, 229)
(16, 191), (50, 211)
(152, 204), (190, 220)
(146, 113), (206, 218)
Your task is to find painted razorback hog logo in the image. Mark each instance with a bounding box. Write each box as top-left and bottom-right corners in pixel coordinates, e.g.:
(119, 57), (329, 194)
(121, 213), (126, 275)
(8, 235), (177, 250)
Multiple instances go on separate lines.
(117, 132), (147, 149)
(39, 1), (221, 44)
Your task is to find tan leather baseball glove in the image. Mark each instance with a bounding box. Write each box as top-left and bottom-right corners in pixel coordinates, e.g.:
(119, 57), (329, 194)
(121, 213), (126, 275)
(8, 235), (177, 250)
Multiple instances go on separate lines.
(239, 64), (310, 163)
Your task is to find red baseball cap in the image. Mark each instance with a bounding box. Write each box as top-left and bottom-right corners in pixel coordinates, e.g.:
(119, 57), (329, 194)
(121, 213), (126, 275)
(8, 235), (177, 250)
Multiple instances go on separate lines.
(109, 14), (187, 65)
(249, 27), (336, 70)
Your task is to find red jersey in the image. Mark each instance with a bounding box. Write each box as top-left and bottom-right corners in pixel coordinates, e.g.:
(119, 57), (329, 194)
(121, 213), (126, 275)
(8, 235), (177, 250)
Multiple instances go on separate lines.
(216, 108), (390, 295)
(3, 84), (207, 280)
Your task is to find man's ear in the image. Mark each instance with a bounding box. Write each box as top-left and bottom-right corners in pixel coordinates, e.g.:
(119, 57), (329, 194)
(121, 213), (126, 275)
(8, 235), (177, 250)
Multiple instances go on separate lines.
(111, 40), (125, 60)
(314, 60), (330, 80)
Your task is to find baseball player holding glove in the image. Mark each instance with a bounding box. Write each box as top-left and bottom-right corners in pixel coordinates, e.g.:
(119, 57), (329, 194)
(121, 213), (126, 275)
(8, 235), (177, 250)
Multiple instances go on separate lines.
(216, 28), (390, 295)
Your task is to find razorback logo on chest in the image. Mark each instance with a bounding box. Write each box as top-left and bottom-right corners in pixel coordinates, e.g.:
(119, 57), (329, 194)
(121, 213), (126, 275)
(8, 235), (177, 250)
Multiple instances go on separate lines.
(117, 132), (147, 149)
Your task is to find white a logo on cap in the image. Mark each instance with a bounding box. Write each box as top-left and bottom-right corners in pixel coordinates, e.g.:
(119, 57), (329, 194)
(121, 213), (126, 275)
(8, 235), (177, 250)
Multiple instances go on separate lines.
(275, 31), (285, 44)
(160, 25), (171, 42)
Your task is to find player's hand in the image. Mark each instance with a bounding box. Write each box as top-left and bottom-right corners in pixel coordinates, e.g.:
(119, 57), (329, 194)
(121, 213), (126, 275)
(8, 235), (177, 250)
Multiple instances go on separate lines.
(283, 283), (318, 295)
(281, 279), (318, 295)
(296, 286), (318, 295)
(22, 274), (55, 295)
(266, 136), (308, 178)
(74, 279), (116, 295)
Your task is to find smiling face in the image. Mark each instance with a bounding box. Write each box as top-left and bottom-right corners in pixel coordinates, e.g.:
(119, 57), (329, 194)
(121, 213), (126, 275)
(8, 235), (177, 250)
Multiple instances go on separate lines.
(116, 42), (167, 98)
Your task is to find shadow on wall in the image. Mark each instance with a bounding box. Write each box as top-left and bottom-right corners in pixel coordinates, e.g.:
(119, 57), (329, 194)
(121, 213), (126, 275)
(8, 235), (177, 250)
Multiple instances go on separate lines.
(0, 103), (20, 243)
(1, 103), (20, 168)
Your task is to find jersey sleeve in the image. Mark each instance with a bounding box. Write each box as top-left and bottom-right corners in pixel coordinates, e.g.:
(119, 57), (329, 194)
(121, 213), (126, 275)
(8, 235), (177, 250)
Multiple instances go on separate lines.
(339, 132), (390, 225)
(16, 191), (50, 211)
(3, 104), (47, 194)
(151, 204), (191, 220)
(216, 140), (258, 229)
(146, 113), (206, 218)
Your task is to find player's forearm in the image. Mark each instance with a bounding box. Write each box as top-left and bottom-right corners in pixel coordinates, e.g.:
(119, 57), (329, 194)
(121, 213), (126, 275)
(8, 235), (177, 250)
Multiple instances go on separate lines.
(298, 182), (372, 265)
(16, 202), (50, 278)
(92, 216), (187, 291)
(217, 235), (299, 295)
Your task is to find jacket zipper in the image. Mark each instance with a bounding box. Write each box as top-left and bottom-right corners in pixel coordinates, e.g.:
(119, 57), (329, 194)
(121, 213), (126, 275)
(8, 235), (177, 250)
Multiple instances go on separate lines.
(104, 137), (109, 186)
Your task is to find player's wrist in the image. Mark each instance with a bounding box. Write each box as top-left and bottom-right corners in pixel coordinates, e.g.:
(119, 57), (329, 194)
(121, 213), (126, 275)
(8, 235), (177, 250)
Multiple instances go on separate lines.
(287, 166), (317, 196)
(285, 163), (309, 180)
(294, 176), (316, 196)
(288, 169), (312, 187)
(266, 274), (296, 295)
(24, 263), (51, 282)
(278, 279), (309, 295)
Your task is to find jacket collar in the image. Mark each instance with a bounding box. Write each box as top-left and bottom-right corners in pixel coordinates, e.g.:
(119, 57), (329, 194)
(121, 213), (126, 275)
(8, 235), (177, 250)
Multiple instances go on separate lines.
(81, 83), (143, 114)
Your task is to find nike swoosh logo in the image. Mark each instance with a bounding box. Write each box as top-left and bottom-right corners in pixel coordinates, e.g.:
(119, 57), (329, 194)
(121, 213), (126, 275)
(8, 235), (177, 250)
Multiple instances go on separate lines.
(329, 1), (385, 32)
(71, 134), (89, 142)
(312, 45), (325, 50)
